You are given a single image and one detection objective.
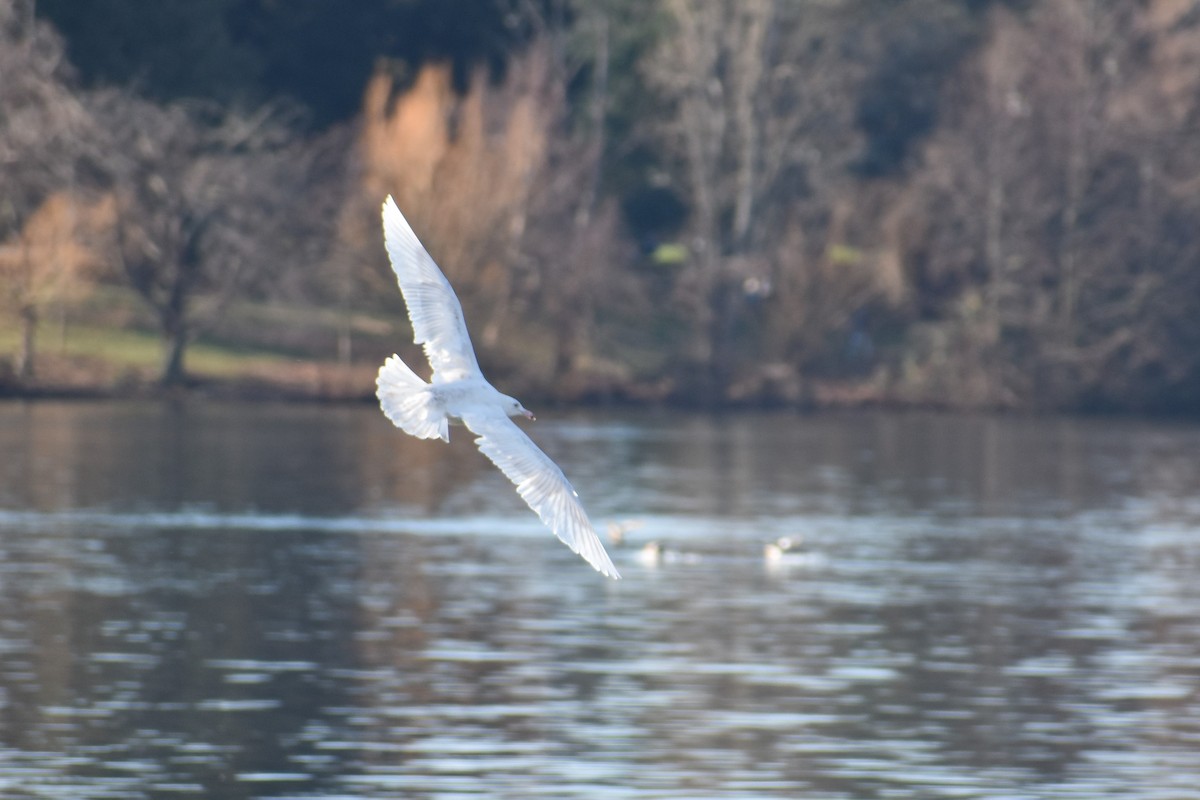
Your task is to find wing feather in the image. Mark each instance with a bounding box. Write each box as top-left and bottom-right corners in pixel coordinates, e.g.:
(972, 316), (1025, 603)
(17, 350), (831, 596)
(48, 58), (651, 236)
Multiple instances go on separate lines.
(382, 196), (481, 381)
(462, 409), (620, 579)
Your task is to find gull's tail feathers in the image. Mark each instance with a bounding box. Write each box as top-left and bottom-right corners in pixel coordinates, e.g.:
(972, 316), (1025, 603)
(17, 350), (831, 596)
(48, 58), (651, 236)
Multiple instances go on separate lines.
(376, 355), (449, 442)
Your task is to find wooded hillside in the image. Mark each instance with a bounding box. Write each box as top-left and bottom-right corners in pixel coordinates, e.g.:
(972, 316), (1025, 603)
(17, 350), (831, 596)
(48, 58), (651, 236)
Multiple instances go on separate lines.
(4, 0), (1199, 412)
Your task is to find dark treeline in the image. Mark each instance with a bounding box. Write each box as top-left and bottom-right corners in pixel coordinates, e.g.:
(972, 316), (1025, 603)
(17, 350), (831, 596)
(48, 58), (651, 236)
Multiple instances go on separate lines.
(5, 0), (1200, 412)
(37, 0), (535, 125)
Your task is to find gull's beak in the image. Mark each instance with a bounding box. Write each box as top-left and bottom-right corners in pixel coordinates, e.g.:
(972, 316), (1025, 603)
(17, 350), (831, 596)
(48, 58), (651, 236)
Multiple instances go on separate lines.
(523, 409), (536, 421)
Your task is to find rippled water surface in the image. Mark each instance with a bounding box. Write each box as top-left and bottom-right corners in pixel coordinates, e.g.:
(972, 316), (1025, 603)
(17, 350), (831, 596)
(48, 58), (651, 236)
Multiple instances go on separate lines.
(1, 400), (1199, 799)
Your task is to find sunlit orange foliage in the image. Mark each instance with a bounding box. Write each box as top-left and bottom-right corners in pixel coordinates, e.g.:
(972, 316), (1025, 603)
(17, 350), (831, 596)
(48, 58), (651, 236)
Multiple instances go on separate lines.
(0, 191), (112, 313)
(0, 190), (113, 376)
(352, 47), (555, 346)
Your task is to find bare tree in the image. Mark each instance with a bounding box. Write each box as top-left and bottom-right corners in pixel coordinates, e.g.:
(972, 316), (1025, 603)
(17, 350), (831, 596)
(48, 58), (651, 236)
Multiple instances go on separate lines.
(1066, 2), (1200, 409)
(90, 90), (316, 385)
(647, 0), (769, 387)
(646, 0), (868, 398)
(902, 0), (1200, 409)
(502, 4), (646, 390)
(0, 0), (94, 378)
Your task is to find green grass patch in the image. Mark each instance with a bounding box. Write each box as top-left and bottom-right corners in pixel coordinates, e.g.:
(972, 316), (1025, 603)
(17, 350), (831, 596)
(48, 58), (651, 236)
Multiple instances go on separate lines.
(0, 316), (307, 379)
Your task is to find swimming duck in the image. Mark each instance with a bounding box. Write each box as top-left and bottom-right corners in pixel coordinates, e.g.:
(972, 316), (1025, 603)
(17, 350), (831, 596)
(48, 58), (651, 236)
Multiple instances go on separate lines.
(764, 536), (822, 567)
(635, 540), (705, 567)
(635, 541), (667, 566)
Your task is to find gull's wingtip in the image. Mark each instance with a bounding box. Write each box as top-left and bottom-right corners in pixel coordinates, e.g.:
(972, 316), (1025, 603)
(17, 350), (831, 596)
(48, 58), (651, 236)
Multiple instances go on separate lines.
(566, 521), (621, 580)
(382, 194), (399, 219)
(585, 547), (621, 580)
(561, 520), (620, 579)
(381, 195), (420, 245)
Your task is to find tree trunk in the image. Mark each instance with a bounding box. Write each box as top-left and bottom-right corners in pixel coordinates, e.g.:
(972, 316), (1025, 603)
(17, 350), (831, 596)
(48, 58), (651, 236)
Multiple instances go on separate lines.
(706, 281), (739, 403)
(16, 304), (36, 380)
(730, 0), (771, 251)
(161, 319), (188, 386)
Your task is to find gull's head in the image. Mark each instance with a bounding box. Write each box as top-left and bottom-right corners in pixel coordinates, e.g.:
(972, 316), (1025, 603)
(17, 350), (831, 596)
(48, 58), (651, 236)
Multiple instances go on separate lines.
(504, 395), (535, 421)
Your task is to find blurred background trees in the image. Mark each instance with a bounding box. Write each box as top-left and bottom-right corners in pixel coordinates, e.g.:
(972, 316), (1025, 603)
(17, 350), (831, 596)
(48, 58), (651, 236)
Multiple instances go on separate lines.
(3, 0), (1199, 411)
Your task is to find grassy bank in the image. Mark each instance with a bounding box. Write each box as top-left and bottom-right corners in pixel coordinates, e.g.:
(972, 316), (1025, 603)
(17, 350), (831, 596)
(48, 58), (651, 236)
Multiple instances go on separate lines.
(0, 310), (385, 401)
(1, 290), (888, 408)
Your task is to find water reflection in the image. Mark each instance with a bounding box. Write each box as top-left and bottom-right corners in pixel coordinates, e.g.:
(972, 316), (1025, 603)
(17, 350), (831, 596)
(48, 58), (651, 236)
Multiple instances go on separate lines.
(1, 401), (1199, 798)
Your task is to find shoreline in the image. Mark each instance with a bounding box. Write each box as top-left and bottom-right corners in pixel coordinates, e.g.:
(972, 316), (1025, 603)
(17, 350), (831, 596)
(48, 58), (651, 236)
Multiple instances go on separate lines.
(3, 369), (1186, 420)
(3, 352), (1195, 418)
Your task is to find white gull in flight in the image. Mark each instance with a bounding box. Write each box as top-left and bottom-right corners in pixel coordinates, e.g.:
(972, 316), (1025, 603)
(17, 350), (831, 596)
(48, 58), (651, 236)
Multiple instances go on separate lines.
(375, 196), (620, 579)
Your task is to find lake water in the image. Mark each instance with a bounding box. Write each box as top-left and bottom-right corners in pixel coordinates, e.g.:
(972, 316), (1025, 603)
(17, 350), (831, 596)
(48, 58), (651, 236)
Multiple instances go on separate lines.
(0, 400), (1198, 799)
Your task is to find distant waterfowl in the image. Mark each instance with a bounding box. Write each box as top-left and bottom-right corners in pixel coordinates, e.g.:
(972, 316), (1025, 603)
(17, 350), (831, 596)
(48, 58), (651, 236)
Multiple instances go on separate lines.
(633, 540), (705, 567)
(374, 196), (619, 579)
(606, 519), (644, 548)
(764, 536), (823, 568)
(636, 541), (668, 567)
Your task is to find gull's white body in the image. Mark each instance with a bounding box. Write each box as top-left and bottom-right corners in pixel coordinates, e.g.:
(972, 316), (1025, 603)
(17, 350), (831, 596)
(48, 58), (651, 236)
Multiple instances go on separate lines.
(375, 196), (619, 579)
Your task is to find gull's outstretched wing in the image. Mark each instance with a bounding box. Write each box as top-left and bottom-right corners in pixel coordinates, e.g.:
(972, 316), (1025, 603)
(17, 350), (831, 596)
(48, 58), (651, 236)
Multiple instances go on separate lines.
(382, 196), (482, 382)
(461, 408), (620, 579)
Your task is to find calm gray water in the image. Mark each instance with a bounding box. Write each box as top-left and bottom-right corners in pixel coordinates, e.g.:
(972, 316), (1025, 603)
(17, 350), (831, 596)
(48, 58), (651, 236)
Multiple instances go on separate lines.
(0, 400), (1198, 799)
